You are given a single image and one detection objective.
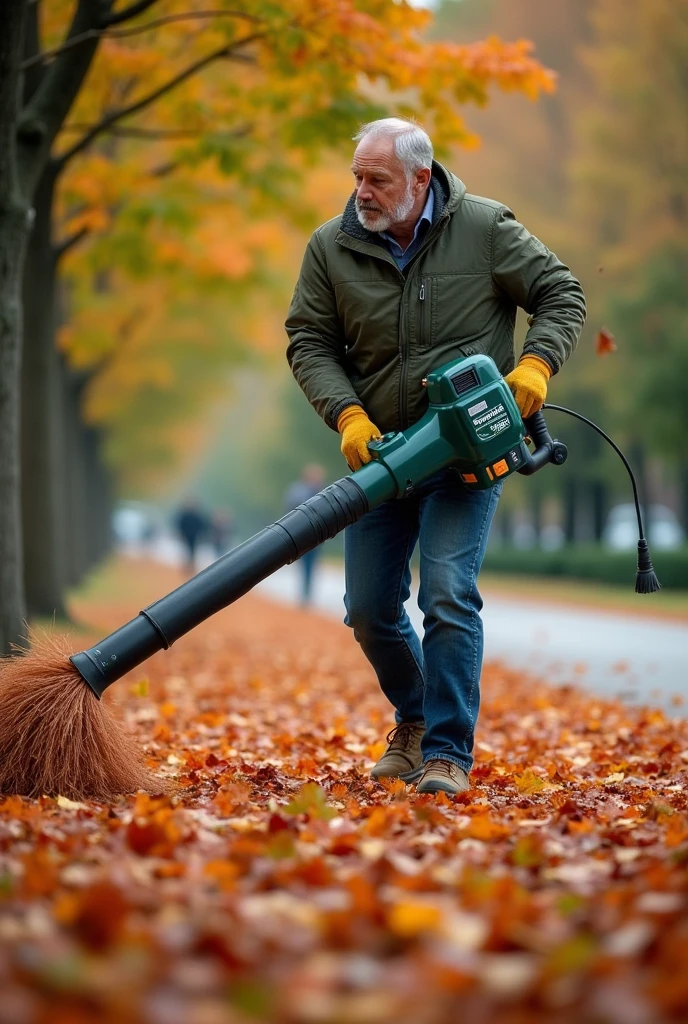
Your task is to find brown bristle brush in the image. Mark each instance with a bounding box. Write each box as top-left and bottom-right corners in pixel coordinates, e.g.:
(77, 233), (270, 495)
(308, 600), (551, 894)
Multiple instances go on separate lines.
(0, 634), (161, 800)
(0, 475), (369, 799)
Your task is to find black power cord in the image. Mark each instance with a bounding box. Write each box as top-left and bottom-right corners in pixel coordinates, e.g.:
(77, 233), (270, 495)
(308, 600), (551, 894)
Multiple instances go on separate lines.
(542, 403), (661, 594)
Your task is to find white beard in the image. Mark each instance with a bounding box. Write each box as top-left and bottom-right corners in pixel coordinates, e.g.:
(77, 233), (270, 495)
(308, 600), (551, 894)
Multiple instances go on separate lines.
(356, 180), (416, 233)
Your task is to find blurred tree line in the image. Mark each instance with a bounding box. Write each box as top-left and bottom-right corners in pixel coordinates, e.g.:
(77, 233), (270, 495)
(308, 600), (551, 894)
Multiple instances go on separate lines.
(439, 0), (688, 548)
(194, 0), (688, 550)
(0, 0), (552, 651)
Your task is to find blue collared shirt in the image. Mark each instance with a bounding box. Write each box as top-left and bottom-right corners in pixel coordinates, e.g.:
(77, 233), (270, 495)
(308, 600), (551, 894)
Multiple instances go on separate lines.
(380, 187), (434, 271)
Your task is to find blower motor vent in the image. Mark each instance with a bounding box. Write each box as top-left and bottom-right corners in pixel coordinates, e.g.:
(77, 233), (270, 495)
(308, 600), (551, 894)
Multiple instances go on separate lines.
(450, 366), (480, 396)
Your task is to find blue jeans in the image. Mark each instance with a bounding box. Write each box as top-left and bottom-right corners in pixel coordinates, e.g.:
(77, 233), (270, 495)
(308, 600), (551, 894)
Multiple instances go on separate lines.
(298, 548), (318, 605)
(344, 470), (501, 773)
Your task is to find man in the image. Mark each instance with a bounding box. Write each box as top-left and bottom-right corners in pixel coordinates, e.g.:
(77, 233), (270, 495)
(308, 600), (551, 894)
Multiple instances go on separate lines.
(173, 498), (210, 577)
(284, 464), (327, 606)
(285, 118), (585, 795)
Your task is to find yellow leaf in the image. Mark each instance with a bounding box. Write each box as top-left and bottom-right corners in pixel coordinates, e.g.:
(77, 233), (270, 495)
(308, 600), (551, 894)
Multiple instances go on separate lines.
(514, 769), (547, 794)
(56, 796), (89, 811)
(388, 900), (442, 937)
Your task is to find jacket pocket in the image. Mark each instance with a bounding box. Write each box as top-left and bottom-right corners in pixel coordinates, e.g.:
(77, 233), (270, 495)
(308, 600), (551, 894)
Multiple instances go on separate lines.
(439, 337), (483, 358)
(416, 277), (435, 349)
(432, 272), (493, 342)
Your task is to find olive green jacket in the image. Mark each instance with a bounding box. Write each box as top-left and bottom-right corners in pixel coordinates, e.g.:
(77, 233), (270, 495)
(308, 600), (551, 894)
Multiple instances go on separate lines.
(285, 162), (586, 434)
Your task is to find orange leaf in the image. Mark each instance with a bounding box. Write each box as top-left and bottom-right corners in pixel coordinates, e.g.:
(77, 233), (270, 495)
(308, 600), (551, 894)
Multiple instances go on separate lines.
(595, 327), (617, 356)
(204, 860), (240, 891)
(388, 900), (442, 937)
(70, 882), (130, 951)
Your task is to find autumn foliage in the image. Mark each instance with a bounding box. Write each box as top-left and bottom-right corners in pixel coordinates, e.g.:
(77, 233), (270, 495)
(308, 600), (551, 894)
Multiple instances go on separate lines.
(0, 560), (686, 1023)
(39, 0), (555, 485)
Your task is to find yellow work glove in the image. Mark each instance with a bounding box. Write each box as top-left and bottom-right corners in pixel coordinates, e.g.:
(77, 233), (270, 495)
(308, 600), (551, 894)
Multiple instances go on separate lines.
(337, 405), (382, 471)
(504, 355), (552, 419)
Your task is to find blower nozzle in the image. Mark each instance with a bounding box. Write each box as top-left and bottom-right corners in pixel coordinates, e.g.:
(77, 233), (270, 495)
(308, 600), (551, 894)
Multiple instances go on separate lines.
(635, 538), (661, 594)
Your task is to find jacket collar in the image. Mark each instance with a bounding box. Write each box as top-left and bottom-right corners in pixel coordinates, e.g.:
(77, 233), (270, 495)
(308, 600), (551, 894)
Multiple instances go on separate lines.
(339, 160), (465, 244)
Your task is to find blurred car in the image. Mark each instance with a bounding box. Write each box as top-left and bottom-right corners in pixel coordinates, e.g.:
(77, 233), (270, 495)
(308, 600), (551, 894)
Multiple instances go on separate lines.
(602, 503), (685, 551)
(112, 501), (160, 545)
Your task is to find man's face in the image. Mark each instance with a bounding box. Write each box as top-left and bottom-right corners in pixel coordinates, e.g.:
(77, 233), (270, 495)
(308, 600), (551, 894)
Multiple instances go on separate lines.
(352, 137), (416, 233)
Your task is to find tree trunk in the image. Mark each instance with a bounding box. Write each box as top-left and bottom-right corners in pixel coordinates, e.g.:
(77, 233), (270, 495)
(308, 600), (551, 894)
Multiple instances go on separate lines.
(63, 370), (114, 586)
(85, 426), (114, 567)
(563, 475), (577, 545)
(0, 1), (29, 654)
(20, 162), (69, 619)
(681, 461), (688, 534)
(62, 366), (90, 588)
(530, 488), (543, 548)
(62, 365), (114, 587)
(498, 504), (514, 547)
(628, 440), (650, 517)
(590, 479), (607, 543)
(0, 210), (29, 651)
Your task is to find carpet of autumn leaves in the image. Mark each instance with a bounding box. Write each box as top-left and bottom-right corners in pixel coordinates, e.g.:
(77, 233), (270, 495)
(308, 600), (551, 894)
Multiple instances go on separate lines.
(1, 560), (688, 1024)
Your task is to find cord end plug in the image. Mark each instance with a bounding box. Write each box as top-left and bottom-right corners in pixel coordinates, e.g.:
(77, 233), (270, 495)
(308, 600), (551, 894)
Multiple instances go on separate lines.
(635, 538), (661, 594)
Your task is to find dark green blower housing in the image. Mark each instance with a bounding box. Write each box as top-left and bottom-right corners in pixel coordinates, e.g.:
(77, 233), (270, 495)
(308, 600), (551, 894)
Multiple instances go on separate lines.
(360, 353), (567, 503)
(71, 354), (567, 698)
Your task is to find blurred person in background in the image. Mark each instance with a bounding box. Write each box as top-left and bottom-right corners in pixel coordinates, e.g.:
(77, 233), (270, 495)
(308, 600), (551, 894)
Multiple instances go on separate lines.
(209, 509), (235, 559)
(284, 464), (326, 606)
(286, 118), (585, 795)
(173, 498), (210, 576)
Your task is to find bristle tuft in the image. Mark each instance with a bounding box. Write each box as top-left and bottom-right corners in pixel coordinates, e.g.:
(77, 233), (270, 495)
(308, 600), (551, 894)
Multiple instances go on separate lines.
(635, 570), (661, 594)
(0, 634), (164, 800)
(635, 538), (661, 595)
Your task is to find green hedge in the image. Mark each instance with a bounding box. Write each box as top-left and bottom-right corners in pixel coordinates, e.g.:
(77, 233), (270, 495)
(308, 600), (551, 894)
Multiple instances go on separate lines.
(482, 544), (688, 589)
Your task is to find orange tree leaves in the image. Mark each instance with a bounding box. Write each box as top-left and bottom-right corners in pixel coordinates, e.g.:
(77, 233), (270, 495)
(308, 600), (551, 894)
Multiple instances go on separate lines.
(39, 0), (554, 487)
(1, 558), (687, 1022)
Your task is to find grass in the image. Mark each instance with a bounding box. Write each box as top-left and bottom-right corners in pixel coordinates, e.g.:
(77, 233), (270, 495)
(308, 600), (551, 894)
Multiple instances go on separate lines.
(478, 570), (688, 620)
(320, 556), (688, 621)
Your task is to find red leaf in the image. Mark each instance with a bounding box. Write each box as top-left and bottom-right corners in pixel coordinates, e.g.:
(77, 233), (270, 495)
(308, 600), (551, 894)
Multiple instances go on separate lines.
(71, 882), (129, 951)
(595, 326), (617, 356)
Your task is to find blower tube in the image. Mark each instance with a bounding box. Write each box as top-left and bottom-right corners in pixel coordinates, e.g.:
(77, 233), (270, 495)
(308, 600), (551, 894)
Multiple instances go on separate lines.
(70, 396), (657, 699)
(71, 465), (397, 699)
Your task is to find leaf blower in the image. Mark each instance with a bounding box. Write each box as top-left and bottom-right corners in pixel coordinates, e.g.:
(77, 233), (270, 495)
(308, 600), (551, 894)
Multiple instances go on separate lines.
(0, 354), (659, 799)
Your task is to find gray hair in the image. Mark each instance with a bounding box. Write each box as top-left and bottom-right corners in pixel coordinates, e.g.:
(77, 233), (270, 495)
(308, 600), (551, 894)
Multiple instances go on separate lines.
(353, 118), (433, 177)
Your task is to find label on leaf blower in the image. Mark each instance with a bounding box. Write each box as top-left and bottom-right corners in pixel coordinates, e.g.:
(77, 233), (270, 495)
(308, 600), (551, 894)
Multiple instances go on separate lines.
(471, 401), (512, 441)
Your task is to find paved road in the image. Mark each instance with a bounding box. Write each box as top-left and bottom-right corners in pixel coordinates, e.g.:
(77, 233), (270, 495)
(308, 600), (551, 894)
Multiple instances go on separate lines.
(256, 563), (687, 716)
(132, 535), (687, 715)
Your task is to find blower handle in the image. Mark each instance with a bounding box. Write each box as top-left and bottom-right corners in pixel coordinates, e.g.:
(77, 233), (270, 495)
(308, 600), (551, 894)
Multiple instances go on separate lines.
(517, 409), (568, 476)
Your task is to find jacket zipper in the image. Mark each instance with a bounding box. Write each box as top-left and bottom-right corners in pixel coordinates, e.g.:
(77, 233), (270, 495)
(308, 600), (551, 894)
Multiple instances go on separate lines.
(399, 283), (409, 426)
(339, 215), (449, 430)
(398, 218), (448, 427)
(400, 278), (432, 425)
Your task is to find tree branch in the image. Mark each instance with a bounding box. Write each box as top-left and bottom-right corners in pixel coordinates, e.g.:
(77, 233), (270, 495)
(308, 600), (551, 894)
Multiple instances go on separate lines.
(57, 33), (264, 167)
(56, 225), (90, 260)
(22, 0), (44, 104)
(17, 0), (105, 190)
(60, 124), (246, 140)
(101, 0), (161, 28)
(151, 160), (180, 178)
(21, 9), (262, 71)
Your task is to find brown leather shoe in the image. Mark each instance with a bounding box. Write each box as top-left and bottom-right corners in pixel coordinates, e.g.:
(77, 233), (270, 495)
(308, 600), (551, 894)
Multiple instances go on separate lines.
(370, 722), (425, 782)
(416, 758), (470, 795)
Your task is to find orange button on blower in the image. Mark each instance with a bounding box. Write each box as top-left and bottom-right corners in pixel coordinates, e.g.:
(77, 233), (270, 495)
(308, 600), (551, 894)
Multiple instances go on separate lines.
(492, 459), (509, 477)
(460, 473), (478, 484)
